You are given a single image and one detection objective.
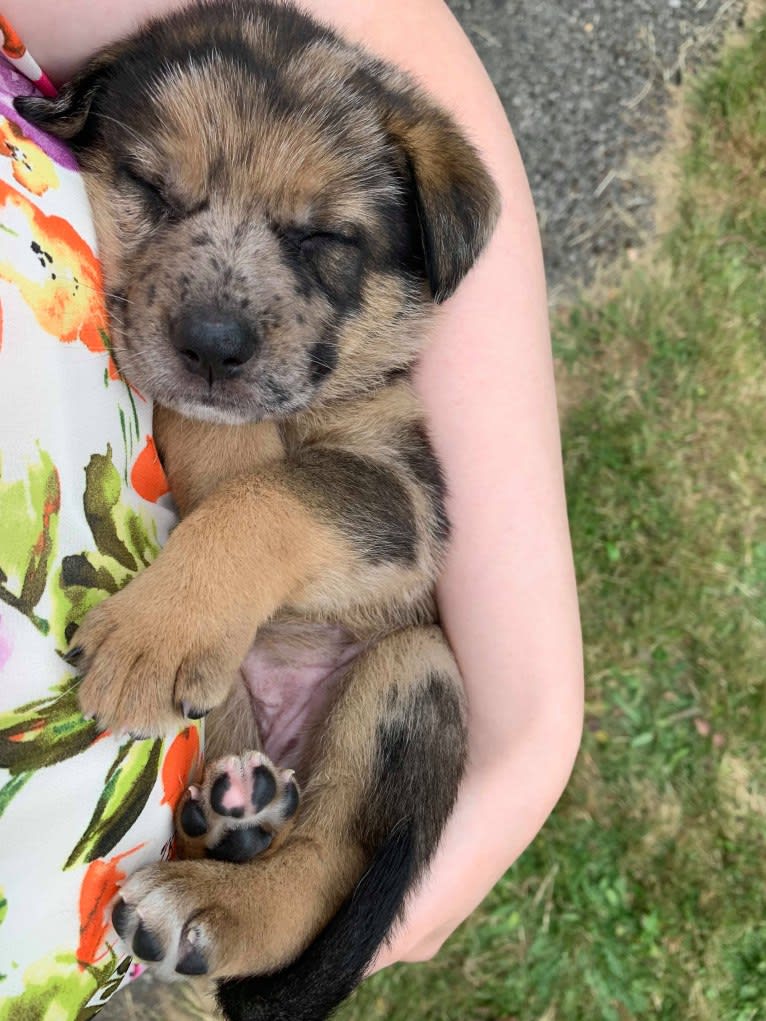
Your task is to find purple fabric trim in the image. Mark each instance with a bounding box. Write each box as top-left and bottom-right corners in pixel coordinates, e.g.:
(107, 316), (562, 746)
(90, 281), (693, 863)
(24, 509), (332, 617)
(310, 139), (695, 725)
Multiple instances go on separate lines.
(0, 58), (80, 170)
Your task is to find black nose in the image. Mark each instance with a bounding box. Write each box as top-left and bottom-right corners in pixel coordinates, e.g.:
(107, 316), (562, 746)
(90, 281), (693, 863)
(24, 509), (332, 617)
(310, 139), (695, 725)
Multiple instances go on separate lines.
(171, 314), (258, 381)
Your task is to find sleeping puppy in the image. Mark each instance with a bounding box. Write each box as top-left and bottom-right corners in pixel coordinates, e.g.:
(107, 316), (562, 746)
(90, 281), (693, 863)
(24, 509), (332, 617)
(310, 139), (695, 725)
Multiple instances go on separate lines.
(17, 2), (498, 1017)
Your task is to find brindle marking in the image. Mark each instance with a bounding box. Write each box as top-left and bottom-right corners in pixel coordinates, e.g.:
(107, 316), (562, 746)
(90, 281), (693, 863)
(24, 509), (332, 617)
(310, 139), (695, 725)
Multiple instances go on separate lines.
(17, 2), (498, 1017)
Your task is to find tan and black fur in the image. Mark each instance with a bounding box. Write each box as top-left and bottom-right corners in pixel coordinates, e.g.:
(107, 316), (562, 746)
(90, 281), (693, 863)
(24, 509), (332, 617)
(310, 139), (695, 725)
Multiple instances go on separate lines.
(17, 3), (499, 1017)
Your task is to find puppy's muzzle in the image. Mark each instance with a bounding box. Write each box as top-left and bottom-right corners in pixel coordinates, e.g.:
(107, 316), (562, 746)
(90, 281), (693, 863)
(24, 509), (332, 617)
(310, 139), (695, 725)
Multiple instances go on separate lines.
(171, 313), (258, 382)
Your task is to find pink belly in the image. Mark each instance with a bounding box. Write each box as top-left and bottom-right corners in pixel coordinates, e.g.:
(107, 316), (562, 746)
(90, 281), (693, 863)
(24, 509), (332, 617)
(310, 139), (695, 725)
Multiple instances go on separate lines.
(239, 622), (365, 764)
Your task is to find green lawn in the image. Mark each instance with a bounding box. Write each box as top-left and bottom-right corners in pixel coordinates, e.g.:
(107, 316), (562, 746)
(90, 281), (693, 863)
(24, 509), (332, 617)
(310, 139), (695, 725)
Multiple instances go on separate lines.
(338, 17), (766, 1021)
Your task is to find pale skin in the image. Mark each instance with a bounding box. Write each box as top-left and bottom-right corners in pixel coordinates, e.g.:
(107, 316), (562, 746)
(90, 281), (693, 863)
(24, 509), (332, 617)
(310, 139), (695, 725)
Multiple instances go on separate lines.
(6, 0), (584, 971)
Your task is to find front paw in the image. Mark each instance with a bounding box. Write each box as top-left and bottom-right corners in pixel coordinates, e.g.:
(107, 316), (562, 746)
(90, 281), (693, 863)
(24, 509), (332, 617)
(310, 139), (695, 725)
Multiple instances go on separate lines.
(71, 566), (252, 736)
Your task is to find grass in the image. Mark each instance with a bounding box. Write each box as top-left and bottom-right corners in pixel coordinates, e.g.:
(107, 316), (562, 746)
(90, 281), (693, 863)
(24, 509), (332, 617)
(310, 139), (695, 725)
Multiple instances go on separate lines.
(336, 16), (766, 1021)
(105, 16), (766, 1021)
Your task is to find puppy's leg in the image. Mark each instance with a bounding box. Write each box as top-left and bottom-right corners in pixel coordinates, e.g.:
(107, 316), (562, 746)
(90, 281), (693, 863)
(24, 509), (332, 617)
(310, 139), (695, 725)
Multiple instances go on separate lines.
(72, 469), (351, 736)
(73, 430), (439, 736)
(112, 626), (466, 1007)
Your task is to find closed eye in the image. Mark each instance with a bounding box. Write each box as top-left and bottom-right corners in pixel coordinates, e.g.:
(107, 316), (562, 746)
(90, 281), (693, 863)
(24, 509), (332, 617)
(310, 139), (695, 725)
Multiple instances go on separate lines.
(119, 164), (179, 219)
(280, 226), (360, 249)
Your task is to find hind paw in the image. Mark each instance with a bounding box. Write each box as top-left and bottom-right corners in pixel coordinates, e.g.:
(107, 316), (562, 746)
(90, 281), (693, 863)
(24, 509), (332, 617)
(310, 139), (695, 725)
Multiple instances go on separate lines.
(174, 750), (300, 862)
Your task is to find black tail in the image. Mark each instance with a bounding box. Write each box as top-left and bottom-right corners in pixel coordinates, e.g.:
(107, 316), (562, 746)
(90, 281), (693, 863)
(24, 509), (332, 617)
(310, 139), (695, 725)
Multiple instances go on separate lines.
(217, 823), (414, 1021)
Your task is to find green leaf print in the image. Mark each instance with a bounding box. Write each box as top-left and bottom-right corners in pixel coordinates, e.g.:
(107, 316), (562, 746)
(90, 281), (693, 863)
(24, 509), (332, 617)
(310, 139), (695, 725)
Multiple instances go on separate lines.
(0, 444), (163, 832)
(0, 448), (60, 634)
(0, 677), (101, 818)
(65, 738), (163, 869)
(0, 677), (99, 776)
(0, 951), (121, 1020)
(0, 772), (33, 820)
(0, 884), (7, 981)
(52, 445), (159, 646)
(99, 328), (141, 478)
(83, 446), (156, 572)
(87, 956), (132, 1008)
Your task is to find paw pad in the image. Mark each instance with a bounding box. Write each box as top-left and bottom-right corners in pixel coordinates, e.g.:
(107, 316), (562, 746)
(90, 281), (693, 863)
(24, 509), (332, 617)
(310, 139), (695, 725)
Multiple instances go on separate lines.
(176, 751), (300, 863)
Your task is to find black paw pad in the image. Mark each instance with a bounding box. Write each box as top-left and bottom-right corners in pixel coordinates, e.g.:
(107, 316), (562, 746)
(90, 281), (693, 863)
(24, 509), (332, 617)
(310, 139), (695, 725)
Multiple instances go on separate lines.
(210, 774), (243, 818)
(111, 897), (134, 938)
(132, 920), (165, 962)
(176, 944), (208, 976)
(283, 777), (300, 819)
(208, 824), (273, 863)
(180, 797), (209, 837)
(252, 764), (277, 811)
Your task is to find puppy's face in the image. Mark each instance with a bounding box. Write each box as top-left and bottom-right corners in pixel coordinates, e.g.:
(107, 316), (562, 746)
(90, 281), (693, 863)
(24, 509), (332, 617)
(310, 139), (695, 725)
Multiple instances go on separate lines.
(74, 57), (420, 424)
(18, 2), (499, 424)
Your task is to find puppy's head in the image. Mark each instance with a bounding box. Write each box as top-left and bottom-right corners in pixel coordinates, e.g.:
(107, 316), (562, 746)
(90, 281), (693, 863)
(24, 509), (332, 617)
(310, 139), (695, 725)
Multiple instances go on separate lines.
(18, 1), (499, 423)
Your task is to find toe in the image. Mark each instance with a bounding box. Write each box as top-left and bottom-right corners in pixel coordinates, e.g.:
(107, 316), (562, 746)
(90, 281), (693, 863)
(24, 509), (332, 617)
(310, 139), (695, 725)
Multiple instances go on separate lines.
(180, 796), (209, 838)
(111, 897), (135, 939)
(280, 771), (300, 820)
(176, 943), (209, 976)
(210, 773), (245, 818)
(133, 920), (165, 962)
(208, 823), (273, 863)
(252, 764), (277, 811)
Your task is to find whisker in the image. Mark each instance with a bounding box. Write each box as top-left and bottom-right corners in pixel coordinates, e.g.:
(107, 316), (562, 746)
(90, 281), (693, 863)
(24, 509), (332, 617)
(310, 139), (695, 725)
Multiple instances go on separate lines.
(74, 280), (137, 307)
(103, 290), (136, 306)
(309, 356), (337, 372)
(92, 111), (146, 149)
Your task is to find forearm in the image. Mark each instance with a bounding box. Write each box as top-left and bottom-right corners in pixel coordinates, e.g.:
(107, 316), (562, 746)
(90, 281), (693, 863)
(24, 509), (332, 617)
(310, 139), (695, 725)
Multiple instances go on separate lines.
(373, 724), (582, 967)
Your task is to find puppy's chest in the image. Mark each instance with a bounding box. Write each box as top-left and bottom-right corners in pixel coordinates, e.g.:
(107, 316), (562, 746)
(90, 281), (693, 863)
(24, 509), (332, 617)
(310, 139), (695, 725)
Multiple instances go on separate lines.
(153, 405), (285, 514)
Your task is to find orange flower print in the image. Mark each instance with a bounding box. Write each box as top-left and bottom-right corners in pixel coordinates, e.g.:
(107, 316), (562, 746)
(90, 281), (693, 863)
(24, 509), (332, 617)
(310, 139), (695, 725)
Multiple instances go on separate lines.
(131, 435), (170, 504)
(77, 844), (144, 967)
(0, 116), (59, 196)
(160, 726), (201, 810)
(0, 179), (110, 359)
(0, 16), (25, 60)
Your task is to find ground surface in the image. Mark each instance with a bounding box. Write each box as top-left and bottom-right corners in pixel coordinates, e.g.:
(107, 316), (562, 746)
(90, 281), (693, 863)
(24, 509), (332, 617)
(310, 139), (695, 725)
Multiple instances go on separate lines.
(446, 0), (746, 295)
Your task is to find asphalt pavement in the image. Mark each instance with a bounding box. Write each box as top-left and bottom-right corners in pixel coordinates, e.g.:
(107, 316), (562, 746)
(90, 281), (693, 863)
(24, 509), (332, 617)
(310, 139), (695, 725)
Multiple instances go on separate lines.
(446, 0), (749, 295)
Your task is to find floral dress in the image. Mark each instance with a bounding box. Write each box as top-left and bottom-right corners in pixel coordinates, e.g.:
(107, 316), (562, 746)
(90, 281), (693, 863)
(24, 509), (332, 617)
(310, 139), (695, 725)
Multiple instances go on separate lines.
(0, 31), (200, 1019)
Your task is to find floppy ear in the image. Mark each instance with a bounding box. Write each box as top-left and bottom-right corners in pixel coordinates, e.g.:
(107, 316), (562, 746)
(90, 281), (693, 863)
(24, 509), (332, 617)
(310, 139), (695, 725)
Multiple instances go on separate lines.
(13, 53), (116, 142)
(385, 92), (500, 303)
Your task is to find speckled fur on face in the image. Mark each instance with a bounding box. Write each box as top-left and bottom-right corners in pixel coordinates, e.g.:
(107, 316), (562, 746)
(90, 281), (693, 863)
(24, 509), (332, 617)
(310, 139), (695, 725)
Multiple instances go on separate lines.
(85, 52), (423, 423)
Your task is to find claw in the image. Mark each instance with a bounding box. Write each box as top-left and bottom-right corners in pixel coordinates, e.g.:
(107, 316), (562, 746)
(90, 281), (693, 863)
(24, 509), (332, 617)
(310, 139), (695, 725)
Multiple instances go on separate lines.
(62, 645), (85, 667)
(180, 700), (210, 720)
